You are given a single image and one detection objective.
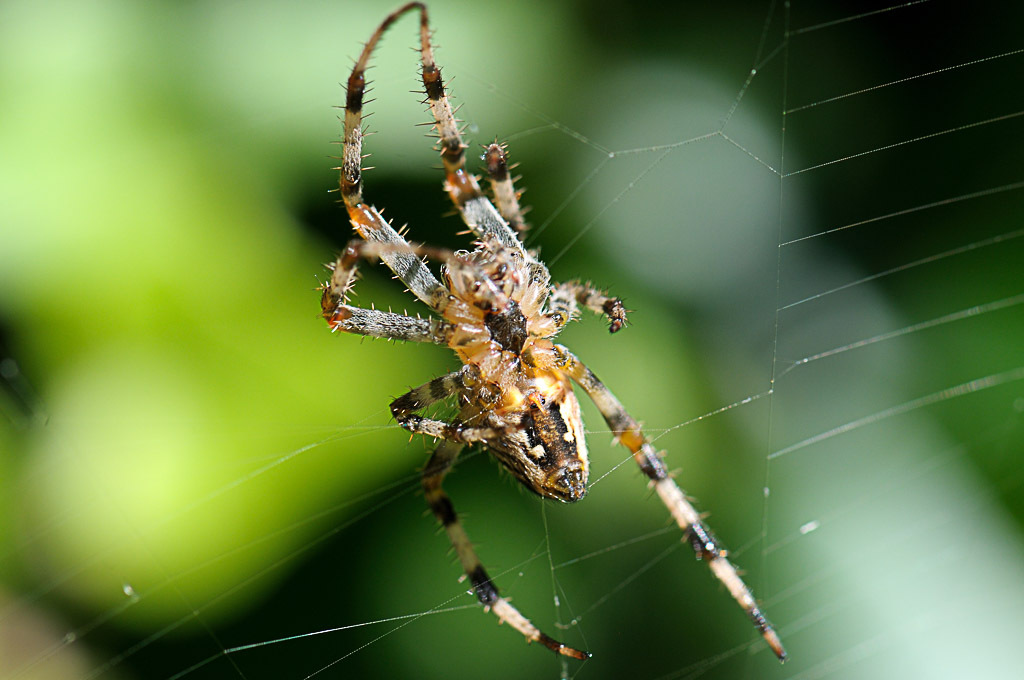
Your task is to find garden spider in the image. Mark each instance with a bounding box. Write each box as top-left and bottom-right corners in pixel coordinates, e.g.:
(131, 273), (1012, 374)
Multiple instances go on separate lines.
(320, 2), (786, 663)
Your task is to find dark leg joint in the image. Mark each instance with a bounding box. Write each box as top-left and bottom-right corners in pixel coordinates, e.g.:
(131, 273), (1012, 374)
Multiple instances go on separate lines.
(685, 522), (722, 561)
(422, 65), (444, 100)
(748, 606), (771, 634)
(340, 174), (360, 200)
(749, 606), (787, 662)
(320, 288), (343, 319)
(345, 74), (365, 113)
(339, 242), (363, 268)
(634, 446), (668, 482)
(468, 565), (499, 606)
(443, 421), (465, 440)
(391, 394), (422, 417)
(396, 413), (423, 430)
(602, 298), (627, 333)
(536, 632), (593, 660)
(428, 376), (449, 400)
(484, 143), (509, 180)
(440, 138), (463, 161)
(428, 494), (457, 527)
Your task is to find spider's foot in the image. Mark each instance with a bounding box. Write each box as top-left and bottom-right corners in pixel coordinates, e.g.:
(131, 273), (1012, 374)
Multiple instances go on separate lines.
(536, 631), (591, 660)
(749, 604), (787, 662)
(763, 627), (787, 663)
(602, 298), (628, 333)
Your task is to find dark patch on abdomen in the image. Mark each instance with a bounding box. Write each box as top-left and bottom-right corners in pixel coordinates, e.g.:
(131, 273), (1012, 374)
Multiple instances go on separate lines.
(533, 401), (571, 454)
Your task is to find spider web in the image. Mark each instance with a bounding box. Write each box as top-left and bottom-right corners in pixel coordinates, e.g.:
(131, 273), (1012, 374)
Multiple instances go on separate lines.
(1, 1), (1023, 679)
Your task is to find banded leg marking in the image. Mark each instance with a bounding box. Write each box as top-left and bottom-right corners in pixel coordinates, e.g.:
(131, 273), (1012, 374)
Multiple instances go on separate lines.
(541, 345), (787, 662)
(412, 10), (527, 255)
(323, 236), (466, 317)
(395, 414), (508, 445)
(338, 3), (451, 312)
(339, 2), (426, 208)
(339, 3), (526, 262)
(389, 367), (469, 414)
(321, 240), (454, 342)
(343, 206), (451, 313)
(390, 370), (506, 444)
(414, 7), (475, 205)
(324, 306), (451, 343)
(542, 284), (577, 332)
(423, 440), (590, 660)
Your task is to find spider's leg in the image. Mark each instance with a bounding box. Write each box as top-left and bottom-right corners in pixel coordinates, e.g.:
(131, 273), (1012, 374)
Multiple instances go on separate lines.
(324, 305), (450, 343)
(346, 207), (451, 313)
(325, 237), (532, 338)
(484, 142), (528, 234)
(322, 239), (447, 342)
(389, 371), (508, 444)
(537, 283), (579, 335)
(339, 1), (421, 209)
(547, 281), (628, 334)
(337, 3), (451, 313)
(531, 344), (787, 662)
(423, 437), (590, 660)
(412, 12), (526, 256)
(322, 239), (468, 340)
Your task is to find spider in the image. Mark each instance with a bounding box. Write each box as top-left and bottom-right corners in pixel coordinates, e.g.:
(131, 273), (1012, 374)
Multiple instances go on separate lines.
(319, 2), (786, 663)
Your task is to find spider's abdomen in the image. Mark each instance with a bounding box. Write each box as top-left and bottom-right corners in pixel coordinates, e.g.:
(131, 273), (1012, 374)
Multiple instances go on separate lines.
(488, 372), (590, 503)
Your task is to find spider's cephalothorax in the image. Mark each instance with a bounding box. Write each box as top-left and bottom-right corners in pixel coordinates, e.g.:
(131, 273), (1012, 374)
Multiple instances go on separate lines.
(319, 2), (787, 663)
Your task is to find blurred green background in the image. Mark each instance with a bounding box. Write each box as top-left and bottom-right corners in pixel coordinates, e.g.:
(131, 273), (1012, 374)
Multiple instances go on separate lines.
(1, 1), (1022, 679)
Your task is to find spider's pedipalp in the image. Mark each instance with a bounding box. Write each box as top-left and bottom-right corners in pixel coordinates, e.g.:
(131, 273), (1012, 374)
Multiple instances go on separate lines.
(484, 142), (529, 234)
(548, 280), (628, 334)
